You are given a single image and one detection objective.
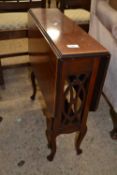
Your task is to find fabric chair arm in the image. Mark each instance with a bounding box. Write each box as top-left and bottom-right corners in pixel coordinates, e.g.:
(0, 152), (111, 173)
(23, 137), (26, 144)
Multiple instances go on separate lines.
(96, 1), (117, 39)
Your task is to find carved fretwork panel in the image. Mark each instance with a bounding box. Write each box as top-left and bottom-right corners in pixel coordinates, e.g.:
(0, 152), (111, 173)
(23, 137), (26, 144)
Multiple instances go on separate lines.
(61, 72), (91, 127)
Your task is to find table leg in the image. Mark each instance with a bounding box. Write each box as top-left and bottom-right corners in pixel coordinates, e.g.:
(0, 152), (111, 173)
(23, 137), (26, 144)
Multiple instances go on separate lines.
(0, 59), (5, 88)
(30, 71), (37, 100)
(46, 118), (57, 161)
(46, 132), (57, 161)
(110, 108), (117, 140)
(75, 125), (87, 154)
(48, 0), (51, 8)
(56, 0), (60, 7)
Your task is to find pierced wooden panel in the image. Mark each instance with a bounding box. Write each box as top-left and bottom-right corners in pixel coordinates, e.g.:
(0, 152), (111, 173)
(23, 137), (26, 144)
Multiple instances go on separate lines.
(61, 72), (91, 127)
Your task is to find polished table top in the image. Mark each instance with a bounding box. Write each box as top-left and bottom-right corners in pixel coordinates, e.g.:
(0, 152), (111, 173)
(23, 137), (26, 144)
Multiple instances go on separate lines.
(29, 8), (108, 59)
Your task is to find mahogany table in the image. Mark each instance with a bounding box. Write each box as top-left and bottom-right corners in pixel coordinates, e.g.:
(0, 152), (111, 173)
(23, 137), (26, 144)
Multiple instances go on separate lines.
(28, 8), (110, 161)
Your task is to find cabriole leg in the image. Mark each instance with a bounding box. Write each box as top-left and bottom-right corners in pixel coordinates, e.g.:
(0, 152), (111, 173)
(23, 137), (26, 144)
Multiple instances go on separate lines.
(46, 133), (57, 161)
(30, 71), (37, 100)
(75, 126), (87, 155)
(0, 59), (5, 88)
(110, 108), (117, 140)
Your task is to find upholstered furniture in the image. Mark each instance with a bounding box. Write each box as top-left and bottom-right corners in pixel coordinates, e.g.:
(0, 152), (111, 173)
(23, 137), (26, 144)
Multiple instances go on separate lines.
(0, 0), (46, 87)
(89, 0), (117, 139)
(59, 0), (91, 32)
